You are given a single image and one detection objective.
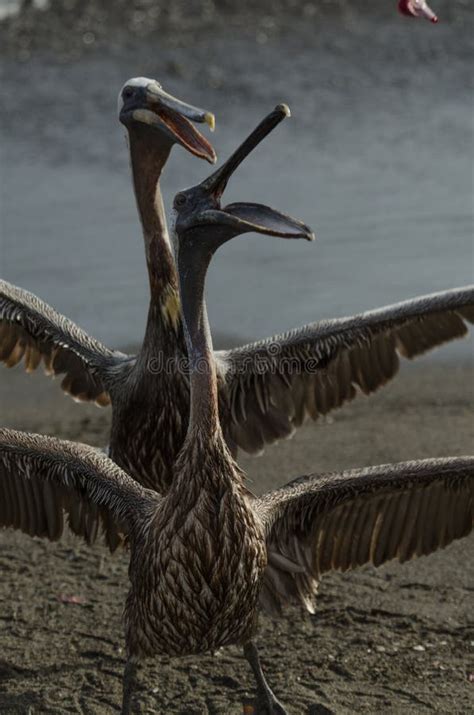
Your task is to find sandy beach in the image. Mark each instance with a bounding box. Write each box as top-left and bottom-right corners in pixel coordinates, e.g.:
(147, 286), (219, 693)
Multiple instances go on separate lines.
(0, 361), (473, 713)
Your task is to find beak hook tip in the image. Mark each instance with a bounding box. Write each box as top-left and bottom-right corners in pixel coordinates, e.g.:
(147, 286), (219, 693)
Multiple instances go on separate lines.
(276, 103), (291, 118)
(205, 112), (216, 132)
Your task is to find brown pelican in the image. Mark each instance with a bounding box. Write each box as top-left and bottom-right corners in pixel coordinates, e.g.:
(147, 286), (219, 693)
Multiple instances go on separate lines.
(0, 76), (217, 505)
(1, 81), (473, 545)
(0, 108), (472, 714)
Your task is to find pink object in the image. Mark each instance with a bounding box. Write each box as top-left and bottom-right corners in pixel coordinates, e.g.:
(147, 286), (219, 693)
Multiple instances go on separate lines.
(398, 0), (439, 23)
(58, 593), (86, 605)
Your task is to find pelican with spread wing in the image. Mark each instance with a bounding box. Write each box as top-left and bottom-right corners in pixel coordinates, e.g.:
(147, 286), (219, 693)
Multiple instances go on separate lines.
(1, 83), (473, 553)
(1, 108), (472, 713)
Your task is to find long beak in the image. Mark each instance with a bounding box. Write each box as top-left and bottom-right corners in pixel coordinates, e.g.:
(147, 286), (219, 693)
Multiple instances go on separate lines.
(199, 104), (291, 197)
(132, 81), (217, 163)
(194, 202), (315, 241)
(185, 104), (314, 242)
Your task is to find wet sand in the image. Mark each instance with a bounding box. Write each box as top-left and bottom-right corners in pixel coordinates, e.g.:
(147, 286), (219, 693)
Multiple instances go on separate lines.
(0, 362), (473, 713)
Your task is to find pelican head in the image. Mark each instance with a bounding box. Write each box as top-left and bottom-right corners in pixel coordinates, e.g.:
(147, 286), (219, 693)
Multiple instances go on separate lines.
(172, 104), (314, 257)
(118, 77), (217, 163)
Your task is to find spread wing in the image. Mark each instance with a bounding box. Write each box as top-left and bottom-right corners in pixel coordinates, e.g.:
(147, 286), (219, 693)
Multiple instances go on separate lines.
(0, 280), (132, 406)
(256, 457), (474, 614)
(0, 428), (159, 548)
(218, 286), (474, 454)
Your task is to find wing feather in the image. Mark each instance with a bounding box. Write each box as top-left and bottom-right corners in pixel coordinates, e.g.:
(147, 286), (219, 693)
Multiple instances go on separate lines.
(0, 428), (157, 545)
(219, 287), (474, 454)
(0, 280), (132, 405)
(257, 457), (474, 613)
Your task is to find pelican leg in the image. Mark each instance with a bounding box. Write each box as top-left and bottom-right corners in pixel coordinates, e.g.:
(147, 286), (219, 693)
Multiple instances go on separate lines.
(243, 641), (288, 714)
(121, 656), (139, 715)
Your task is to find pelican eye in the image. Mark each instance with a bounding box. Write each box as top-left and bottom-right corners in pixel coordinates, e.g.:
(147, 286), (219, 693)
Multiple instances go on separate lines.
(174, 193), (187, 208)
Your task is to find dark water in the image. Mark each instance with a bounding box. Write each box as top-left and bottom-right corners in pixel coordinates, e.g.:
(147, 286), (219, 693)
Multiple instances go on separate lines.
(1, 14), (473, 357)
